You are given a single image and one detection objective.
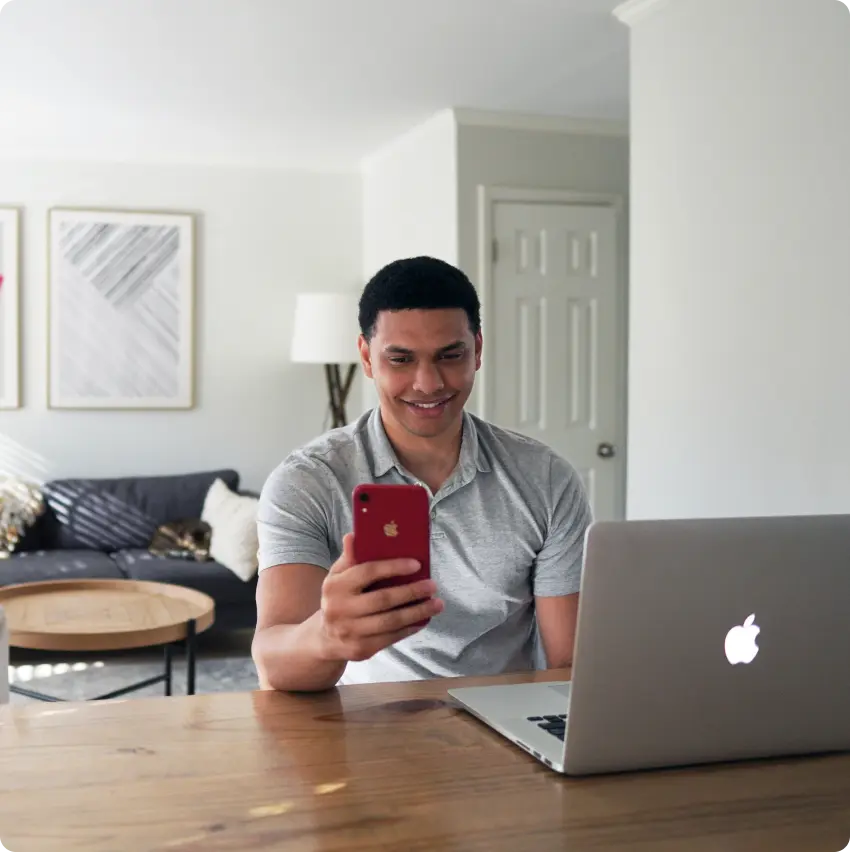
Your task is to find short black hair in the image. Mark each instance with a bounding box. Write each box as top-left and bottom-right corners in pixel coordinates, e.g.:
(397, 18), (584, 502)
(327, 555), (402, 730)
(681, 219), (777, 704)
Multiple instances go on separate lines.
(358, 256), (481, 341)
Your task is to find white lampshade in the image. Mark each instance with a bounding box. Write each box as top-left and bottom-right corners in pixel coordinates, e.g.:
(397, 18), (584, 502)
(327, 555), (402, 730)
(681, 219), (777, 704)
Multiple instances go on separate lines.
(290, 292), (362, 364)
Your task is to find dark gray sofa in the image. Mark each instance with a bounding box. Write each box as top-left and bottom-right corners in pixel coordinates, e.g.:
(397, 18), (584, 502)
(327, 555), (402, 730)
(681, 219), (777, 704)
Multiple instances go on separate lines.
(4, 468), (258, 631)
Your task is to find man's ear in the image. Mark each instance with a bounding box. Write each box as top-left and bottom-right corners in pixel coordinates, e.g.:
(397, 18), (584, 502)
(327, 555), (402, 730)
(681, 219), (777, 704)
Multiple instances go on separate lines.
(474, 331), (483, 371)
(358, 334), (374, 379)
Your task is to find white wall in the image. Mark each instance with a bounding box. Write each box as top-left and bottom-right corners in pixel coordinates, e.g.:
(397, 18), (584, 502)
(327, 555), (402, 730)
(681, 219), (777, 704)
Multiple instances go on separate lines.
(0, 160), (362, 491)
(624, 0), (850, 518)
(456, 119), (630, 433)
(360, 109), (459, 411)
(456, 122), (629, 280)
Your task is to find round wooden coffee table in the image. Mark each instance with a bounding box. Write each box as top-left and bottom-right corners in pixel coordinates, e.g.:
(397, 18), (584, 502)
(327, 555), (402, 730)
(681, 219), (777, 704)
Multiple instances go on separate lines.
(0, 578), (215, 702)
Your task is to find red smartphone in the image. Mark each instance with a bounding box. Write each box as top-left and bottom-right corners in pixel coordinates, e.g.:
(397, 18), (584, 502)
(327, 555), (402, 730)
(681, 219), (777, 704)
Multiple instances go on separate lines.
(352, 483), (432, 624)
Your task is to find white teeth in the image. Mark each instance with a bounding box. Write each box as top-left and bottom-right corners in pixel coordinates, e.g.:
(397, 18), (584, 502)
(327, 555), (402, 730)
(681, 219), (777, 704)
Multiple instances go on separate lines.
(411, 400), (445, 408)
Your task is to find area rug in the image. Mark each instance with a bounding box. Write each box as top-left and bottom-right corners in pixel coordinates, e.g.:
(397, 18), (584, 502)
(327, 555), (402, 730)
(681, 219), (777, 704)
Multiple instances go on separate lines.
(7, 651), (260, 705)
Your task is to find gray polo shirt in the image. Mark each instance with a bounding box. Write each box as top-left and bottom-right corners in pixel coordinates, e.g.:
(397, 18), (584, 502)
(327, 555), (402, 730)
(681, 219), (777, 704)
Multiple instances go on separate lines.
(257, 407), (592, 685)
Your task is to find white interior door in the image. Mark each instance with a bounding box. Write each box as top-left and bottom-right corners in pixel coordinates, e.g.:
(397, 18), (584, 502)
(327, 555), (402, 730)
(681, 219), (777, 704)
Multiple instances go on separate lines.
(485, 199), (624, 520)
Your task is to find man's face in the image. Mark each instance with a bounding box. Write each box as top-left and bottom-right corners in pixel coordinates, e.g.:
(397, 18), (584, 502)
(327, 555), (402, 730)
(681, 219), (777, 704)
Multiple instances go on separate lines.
(359, 308), (482, 439)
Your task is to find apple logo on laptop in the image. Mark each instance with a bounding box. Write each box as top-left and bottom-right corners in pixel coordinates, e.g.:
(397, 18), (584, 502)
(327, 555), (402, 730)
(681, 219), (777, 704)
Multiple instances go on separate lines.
(724, 614), (760, 665)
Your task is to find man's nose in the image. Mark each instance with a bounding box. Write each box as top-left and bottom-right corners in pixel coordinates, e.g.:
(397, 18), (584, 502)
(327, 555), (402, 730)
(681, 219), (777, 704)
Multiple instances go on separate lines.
(412, 362), (444, 394)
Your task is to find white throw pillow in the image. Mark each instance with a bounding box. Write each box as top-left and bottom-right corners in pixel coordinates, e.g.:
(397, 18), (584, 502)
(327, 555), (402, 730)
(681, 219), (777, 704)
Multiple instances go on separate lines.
(201, 478), (260, 582)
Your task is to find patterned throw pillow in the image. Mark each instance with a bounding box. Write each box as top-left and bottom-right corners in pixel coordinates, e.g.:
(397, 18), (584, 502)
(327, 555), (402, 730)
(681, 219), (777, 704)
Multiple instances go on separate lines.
(148, 518), (212, 561)
(0, 479), (45, 558)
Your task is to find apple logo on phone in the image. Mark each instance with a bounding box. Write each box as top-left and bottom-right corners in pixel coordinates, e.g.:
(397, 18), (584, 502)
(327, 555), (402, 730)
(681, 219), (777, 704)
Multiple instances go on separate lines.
(724, 614), (760, 665)
(383, 521), (399, 538)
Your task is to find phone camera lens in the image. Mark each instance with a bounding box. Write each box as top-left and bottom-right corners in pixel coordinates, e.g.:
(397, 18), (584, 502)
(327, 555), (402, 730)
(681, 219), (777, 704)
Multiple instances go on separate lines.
(359, 492), (370, 503)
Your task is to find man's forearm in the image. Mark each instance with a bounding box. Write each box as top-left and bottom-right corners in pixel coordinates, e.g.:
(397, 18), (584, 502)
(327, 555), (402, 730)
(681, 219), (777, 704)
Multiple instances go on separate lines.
(252, 611), (347, 692)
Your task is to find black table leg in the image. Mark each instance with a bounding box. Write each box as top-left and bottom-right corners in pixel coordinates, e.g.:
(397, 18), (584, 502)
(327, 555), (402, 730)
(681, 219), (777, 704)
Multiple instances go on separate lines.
(92, 674), (170, 702)
(8, 620), (202, 703)
(164, 643), (173, 697)
(9, 684), (65, 702)
(186, 618), (197, 696)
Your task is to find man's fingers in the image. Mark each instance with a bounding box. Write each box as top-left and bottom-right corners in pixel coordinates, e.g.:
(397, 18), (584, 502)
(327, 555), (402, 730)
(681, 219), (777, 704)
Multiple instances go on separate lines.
(353, 596), (444, 638)
(322, 538), (441, 664)
(348, 578), (437, 617)
(346, 557), (422, 593)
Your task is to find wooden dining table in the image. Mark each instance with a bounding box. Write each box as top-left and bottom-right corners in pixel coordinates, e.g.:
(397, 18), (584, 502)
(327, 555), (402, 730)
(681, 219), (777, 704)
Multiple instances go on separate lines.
(1, 667), (849, 852)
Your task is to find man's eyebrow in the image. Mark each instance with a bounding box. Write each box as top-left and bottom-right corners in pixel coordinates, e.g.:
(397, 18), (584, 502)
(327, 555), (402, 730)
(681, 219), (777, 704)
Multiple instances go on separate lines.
(383, 341), (467, 355)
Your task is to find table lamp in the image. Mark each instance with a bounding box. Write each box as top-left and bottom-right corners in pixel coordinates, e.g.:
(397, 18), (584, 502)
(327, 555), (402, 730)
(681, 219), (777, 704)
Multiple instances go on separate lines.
(290, 292), (361, 429)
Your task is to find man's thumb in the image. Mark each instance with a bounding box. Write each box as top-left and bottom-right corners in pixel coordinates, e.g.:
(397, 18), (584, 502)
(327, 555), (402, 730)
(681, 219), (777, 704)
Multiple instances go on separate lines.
(338, 532), (356, 568)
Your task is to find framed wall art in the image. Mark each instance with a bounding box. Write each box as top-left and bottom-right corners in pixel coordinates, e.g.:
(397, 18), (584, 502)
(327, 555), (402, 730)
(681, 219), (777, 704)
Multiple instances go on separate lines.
(0, 207), (21, 410)
(47, 207), (196, 410)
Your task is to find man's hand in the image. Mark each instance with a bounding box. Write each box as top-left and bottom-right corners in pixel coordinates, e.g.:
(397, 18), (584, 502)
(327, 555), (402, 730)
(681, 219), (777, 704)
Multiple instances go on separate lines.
(317, 533), (444, 663)
(253, 533), (443, 692)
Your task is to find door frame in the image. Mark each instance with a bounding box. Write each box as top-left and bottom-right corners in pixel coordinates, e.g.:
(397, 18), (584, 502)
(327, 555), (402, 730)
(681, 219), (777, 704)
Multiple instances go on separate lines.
(474, 184), (629, 520)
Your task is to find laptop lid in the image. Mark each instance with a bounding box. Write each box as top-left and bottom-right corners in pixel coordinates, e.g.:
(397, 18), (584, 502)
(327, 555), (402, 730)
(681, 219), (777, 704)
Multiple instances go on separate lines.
(563, 514), (850, 776)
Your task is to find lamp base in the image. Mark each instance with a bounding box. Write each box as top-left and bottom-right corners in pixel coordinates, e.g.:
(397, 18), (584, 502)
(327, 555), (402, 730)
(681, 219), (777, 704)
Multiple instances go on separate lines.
(324, 363), (357, 429)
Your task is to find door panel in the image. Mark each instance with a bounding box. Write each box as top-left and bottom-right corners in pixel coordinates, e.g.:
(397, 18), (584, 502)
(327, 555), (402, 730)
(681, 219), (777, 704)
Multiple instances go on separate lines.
(488, 200), (623, 520)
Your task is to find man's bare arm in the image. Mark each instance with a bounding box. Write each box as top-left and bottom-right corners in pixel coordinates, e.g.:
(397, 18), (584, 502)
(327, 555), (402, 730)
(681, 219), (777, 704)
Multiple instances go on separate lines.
(535, 593), (580, 669)
(252, 563), (347, 692)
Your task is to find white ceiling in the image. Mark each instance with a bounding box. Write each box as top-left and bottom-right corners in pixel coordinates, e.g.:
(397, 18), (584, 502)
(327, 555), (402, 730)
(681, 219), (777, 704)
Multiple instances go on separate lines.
(0, 0), (629, 170)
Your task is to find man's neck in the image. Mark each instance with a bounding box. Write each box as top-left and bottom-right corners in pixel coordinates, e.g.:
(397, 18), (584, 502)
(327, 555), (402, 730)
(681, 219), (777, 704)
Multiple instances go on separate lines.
(380, 408), (464, 493)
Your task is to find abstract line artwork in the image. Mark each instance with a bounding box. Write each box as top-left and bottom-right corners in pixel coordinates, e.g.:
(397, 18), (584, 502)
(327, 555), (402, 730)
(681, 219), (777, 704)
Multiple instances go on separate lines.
(0, 207), (20, 410)
(48, 208), (195, 409)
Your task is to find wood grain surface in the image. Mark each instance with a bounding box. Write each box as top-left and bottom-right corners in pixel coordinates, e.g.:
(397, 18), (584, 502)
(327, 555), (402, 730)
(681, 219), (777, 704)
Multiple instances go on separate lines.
(0, 578), (215, 651)
(1, 667), (849, 851)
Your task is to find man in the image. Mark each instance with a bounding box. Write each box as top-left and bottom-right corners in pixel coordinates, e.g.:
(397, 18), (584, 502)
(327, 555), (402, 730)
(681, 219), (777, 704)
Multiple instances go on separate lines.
(252, 256), (592, 692)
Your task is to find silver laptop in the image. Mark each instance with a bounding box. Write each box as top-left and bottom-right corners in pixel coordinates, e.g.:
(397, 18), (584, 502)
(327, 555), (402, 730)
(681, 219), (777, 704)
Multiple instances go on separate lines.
(448, 514), (850, 775)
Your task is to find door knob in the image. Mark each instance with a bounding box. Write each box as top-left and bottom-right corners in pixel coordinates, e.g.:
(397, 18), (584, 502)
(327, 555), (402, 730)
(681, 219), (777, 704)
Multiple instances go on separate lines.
(597, 442), (616, 459)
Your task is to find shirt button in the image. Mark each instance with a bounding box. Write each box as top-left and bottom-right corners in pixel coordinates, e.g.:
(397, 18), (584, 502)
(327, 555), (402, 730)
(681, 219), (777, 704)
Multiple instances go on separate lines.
(430, 509), (437, 520)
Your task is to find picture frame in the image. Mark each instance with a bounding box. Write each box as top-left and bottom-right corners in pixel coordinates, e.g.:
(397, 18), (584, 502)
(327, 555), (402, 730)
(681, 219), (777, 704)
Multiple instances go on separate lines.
(0, 206), (21, 410)
(47, 207), (196, 410)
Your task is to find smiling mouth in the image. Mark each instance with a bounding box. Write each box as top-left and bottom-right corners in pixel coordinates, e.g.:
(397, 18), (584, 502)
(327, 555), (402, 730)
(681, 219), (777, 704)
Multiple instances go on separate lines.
(403, 394), (456, 411)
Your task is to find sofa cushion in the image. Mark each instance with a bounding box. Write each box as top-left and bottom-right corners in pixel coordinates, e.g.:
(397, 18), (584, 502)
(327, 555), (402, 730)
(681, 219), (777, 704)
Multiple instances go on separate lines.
(0, 550), (126, 587)
(40, 469), (240, 551)
(112, 549), (257, 607)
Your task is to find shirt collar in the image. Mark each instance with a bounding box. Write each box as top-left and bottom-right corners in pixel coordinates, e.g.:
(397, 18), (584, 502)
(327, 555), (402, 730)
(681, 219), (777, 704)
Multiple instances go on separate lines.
(367, 407), (490, 479)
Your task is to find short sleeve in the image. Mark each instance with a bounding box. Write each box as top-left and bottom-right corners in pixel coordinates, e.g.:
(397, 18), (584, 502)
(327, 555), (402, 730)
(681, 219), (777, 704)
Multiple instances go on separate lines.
(256, 454), (334, 572)
(532, 453), (593, 597)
